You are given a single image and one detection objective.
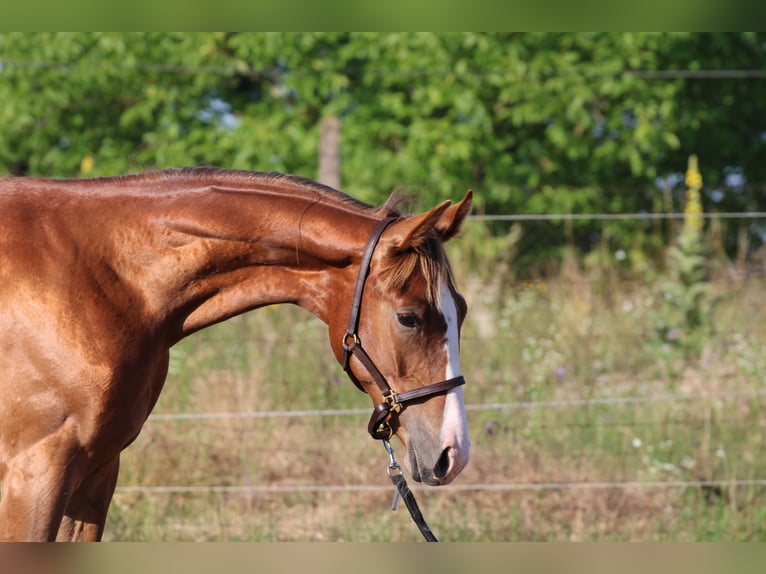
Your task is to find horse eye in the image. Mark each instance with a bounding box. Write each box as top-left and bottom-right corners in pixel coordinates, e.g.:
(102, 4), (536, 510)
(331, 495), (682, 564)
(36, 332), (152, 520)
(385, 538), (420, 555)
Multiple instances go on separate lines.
(397, 313), (421, 329)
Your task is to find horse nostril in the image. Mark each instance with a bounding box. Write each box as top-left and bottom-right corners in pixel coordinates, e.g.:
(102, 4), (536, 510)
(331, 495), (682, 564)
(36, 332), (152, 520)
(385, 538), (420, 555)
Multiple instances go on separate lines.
(433, 447), (452, 479)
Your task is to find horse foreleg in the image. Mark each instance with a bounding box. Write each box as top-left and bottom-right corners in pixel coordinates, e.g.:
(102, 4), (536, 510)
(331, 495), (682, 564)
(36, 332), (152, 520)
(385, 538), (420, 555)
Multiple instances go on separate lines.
(0, 424), (87, 541)
(56, 456), (120, 542)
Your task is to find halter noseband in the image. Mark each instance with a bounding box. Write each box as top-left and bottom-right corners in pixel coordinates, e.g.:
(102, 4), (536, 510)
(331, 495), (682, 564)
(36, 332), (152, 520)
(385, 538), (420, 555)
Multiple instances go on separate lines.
(341, 217), (466, 440)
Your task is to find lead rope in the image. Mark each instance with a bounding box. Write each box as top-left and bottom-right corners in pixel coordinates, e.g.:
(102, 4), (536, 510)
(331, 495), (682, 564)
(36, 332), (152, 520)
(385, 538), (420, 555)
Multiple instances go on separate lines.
(383, 439), (438, 542)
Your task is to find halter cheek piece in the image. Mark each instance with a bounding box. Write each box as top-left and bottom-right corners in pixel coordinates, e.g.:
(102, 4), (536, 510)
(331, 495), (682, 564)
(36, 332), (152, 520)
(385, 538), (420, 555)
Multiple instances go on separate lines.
(341, 217), (466, 440)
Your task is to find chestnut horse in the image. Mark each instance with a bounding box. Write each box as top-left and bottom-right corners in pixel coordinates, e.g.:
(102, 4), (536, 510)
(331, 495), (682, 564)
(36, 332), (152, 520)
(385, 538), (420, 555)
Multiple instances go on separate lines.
(0, 168), (472, 541)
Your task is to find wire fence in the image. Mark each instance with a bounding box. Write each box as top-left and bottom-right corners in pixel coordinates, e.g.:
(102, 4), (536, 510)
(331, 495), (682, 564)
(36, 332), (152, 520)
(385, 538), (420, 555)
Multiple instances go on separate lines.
(115, 479), (766, 496)
(467, 211), (766, 222)
(6, 58), (766, 81)
(146, 387), (766, 421)
(112, 386), (766, 497)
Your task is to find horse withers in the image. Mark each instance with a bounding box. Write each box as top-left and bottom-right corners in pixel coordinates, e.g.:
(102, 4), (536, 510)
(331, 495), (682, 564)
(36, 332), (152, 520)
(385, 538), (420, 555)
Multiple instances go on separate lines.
(0, 168), (472, 541)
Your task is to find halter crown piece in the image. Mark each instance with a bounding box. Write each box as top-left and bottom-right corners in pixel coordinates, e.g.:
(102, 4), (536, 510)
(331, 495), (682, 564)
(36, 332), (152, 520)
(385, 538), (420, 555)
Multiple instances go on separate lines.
(341, 217), (466, 440)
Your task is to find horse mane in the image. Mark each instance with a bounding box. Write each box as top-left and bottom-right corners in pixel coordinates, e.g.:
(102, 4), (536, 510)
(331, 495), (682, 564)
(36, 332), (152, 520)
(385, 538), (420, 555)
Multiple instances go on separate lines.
(61, 167), (404, 218)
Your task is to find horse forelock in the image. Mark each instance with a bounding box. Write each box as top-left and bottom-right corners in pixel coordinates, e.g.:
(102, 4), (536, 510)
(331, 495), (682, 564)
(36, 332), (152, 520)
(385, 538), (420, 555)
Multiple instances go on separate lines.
(377, 235), (456, 308)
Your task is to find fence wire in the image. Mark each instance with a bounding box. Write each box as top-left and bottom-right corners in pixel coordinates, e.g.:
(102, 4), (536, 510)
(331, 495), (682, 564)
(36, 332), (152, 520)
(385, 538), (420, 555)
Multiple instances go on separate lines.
(114, 479), (766, 496)
(467, 211), (766, 222)
(120, 387), (766, 496)
(147, 387), (766, 421)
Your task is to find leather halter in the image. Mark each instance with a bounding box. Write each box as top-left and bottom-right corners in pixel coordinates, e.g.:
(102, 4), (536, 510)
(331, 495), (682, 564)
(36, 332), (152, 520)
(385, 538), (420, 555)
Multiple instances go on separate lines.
(341, 217), (466, 440)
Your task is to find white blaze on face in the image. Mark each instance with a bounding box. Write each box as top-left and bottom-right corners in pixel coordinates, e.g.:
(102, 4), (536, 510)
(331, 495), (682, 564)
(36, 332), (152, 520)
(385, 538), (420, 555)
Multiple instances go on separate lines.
(438, 278), (470, 481)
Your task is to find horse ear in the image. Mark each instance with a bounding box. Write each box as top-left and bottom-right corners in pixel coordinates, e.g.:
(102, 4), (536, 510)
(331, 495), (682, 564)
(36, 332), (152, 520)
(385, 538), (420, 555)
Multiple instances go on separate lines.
(434, 189), (472, 242)
(386, 200), (452, 252)
(385, 190), (473, 252)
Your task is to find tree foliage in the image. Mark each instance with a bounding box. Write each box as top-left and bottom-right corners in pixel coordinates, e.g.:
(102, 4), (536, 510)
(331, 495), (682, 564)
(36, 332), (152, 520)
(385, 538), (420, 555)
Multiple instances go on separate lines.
(2, 33), (765, 267)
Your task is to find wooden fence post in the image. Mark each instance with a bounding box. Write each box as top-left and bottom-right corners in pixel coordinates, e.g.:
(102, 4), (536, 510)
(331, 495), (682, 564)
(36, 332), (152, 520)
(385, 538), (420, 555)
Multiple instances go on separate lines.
(318, 116), (341, 189)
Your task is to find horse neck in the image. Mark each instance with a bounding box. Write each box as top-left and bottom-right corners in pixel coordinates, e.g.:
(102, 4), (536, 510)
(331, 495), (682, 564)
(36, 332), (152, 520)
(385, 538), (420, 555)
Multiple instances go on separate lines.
(137, 182), (379, 341)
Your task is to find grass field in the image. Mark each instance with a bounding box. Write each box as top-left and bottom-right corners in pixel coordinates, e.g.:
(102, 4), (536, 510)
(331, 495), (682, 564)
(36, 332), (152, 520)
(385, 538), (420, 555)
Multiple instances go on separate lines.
(105, 242), (766, 541)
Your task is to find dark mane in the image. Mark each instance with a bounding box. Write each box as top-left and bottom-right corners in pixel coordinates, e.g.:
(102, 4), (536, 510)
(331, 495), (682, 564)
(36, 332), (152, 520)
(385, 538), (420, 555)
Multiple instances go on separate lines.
(177, 167), (377, 210)
(56, 167), (405, 217)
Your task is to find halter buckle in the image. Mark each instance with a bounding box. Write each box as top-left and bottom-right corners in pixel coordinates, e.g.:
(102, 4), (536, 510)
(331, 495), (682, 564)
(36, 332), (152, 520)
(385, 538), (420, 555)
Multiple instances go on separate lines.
(382, 390), (402, 414)
(369, 393), (401, 440)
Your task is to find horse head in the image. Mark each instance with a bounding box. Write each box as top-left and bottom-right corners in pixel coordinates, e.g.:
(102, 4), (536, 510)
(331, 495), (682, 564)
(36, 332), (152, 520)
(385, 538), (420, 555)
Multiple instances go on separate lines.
(332, 190), (472, 486)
